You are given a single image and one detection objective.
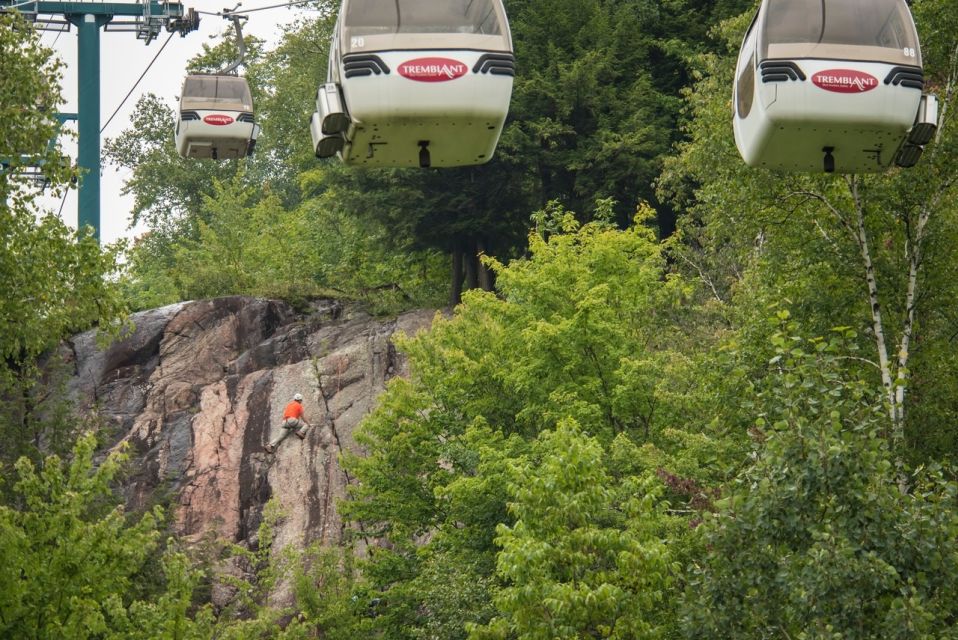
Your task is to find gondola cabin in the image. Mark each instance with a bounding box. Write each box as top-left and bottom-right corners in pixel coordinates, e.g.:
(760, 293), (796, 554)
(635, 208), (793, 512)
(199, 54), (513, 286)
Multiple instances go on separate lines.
(733, 0), (938, 173)
(175, 75), (259, 160)
(311, 0), (515, 168)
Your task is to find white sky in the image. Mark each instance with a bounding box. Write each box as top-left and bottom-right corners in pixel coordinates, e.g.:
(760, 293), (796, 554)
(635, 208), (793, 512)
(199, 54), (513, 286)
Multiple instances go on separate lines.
(37, 0), (317, 244)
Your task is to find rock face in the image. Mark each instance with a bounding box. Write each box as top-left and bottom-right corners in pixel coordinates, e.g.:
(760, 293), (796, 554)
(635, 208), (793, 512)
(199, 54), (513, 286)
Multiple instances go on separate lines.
(63, 297), (434, 554)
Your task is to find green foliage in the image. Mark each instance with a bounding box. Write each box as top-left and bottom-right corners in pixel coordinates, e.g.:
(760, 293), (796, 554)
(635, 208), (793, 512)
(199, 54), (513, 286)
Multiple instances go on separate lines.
(342, 210), (725, 639)
(154, 175), (320, 303)
(120, 172), (447, 313)
(0, 434), (165, 637)
(395, 202), (689, 444)
(507, 0), (674, 222)
(253, 15), (338, 194)
(684, 327), (958, 638)
(0, 12), (127, 466)
(0, 448), (374, 639)
(103, 546), (216, 640)
(0, 12), (72, 195)
(200, 499), (371, 639)
(280, 544), (371, 640)
(470, 420), (676, 640)
(0, 214), (125, 366)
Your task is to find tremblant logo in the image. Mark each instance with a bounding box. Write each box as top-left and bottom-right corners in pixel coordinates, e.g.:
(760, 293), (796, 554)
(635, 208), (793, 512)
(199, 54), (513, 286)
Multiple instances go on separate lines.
(398, 57), (467, 82)
(812, 69), (879, 93)
(203, 114), (235, 126)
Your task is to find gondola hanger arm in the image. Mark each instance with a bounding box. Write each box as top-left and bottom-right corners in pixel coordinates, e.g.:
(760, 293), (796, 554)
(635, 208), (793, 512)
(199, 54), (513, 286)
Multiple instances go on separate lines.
(216, 4), (248, 76)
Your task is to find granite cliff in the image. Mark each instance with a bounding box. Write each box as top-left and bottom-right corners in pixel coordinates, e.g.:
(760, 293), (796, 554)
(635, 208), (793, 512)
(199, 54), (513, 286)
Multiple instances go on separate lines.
(62, 296), (434, 557)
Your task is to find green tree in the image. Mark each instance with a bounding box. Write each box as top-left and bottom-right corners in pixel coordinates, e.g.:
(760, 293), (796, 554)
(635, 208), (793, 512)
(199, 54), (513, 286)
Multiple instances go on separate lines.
(659, 1), (958, 470)
(342, 205), (730, 639)
(0, 435), (165, 637)
(470, 420), (675, 640)
(0, 12), (126, 466)
(103, 546), (216, 640)
(156, 174), (320, 303)
(120, 170), (447, 312)
(253, 13), (337, 197)
(188, 499), (371, 639)
(684, 324), (958, 638)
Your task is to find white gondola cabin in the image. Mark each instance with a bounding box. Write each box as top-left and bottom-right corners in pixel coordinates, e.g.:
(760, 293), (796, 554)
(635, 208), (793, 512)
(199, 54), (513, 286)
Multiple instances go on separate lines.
(311, 0), (515, 168)
(733, 0), (938, 173)
(175, 74), (259, 160)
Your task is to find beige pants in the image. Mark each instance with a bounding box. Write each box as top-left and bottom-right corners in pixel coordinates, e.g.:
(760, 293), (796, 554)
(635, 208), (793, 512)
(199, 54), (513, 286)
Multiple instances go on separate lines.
(268, 417), (307, 449)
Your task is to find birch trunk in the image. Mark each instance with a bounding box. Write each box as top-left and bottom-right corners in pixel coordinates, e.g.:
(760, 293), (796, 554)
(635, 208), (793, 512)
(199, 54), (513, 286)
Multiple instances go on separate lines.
(848, 178), (899, 435)
(887, 42), (958, 450)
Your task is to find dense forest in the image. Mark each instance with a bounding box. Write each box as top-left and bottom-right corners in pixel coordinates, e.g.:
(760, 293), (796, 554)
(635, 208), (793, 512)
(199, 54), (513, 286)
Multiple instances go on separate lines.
(3, 0), (958, 636)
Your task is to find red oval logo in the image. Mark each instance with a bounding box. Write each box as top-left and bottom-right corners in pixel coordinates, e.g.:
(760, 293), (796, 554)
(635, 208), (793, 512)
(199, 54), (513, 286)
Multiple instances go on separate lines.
(398, 57), (468, 82)
(203, 114), (235, 126)
(812, 69), (879, 93)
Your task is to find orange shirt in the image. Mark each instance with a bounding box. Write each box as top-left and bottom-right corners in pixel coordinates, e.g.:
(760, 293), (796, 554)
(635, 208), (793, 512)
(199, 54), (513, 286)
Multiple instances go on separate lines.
(283, 401), (305, 420)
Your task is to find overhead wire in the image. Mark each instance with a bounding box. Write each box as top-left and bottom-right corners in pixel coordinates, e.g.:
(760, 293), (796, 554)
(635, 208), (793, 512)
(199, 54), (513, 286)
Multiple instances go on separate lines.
(46, 0), (315, 145)
(12, 0), (316, 227)
(242, 0), (317, 13)
(100, 30), (175, 134)
(195, 0), (318, 17)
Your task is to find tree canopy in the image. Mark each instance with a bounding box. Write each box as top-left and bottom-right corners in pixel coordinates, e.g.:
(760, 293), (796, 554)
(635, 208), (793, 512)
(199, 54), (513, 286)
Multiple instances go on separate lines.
(5, 0), (958, 638)
(0, 12), (126, 467)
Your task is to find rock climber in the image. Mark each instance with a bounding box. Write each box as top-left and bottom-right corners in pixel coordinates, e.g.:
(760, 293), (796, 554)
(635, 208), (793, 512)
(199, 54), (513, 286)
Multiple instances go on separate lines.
(265, 393), (312, 453)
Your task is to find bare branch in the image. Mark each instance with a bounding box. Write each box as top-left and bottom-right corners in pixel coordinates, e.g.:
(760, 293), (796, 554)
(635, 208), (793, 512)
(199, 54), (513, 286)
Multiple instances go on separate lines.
(834, 355), (882, 371)
(812, 218), (842, 255)
(674, 249), (725, 304)
(785, 188), (856, 239)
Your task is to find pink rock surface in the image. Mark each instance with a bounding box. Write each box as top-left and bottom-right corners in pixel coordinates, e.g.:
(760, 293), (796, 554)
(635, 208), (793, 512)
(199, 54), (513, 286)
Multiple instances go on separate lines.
(66, 297), (435, 556)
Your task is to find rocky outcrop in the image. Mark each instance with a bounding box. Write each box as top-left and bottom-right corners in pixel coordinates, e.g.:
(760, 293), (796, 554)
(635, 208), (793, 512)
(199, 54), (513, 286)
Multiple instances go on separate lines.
(62, 297), (434, 554)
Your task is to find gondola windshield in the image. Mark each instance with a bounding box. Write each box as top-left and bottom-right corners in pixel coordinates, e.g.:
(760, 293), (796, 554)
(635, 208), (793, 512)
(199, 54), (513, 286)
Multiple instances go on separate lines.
(344, 0), (505, 38)
(761, 0), (920, 66)
(181, 76), (254, 112)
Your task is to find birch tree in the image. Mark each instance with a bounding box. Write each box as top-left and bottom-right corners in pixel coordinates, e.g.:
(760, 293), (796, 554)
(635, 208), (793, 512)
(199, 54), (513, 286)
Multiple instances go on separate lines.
(683, 331), (958, 639)
(660, 1), (958, 471)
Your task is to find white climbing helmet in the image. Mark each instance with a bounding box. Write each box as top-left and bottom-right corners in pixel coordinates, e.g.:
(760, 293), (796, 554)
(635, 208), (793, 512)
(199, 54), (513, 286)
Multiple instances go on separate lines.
(293, 393), (303, 401)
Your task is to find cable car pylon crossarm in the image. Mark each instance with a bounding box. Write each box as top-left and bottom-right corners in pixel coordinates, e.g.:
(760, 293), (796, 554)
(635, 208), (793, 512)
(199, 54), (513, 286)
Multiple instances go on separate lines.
(0, 0), (200, 242)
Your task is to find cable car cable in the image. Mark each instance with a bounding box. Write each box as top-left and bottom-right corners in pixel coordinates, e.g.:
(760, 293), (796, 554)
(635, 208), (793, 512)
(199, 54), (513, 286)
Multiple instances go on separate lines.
(195, 0), (316, 18)
(50, 24), (65, 47)
(236, 0), (318, 13)
(101, 30), (175, 134)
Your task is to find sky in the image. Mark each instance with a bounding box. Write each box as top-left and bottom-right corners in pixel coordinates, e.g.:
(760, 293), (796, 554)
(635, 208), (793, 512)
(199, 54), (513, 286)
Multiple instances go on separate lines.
(36, 0), (319, 244)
